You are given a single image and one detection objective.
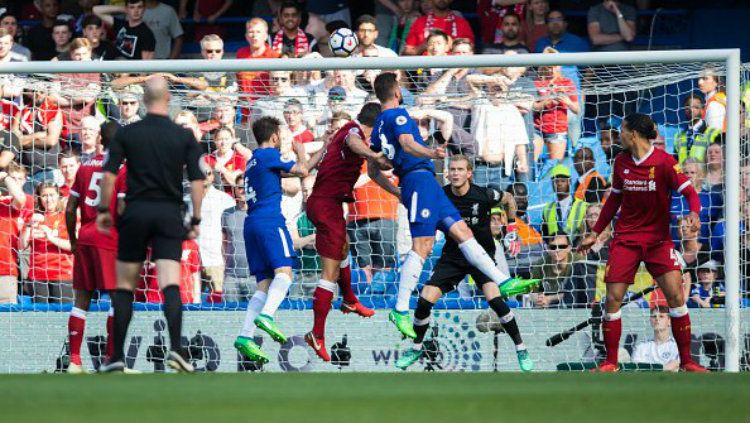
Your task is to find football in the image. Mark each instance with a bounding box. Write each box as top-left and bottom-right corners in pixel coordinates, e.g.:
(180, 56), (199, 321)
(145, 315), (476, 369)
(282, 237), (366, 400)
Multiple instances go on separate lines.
(328, 27), (358, 57)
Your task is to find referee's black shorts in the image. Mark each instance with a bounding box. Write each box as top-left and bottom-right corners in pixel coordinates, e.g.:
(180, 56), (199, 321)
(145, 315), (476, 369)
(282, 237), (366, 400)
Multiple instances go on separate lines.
(117, 200), (186, 262)
(428, 255), (493, 294)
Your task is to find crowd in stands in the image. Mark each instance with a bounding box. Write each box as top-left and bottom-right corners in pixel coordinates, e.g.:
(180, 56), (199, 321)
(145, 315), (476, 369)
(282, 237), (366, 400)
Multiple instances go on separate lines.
(0, 0), (746, 310)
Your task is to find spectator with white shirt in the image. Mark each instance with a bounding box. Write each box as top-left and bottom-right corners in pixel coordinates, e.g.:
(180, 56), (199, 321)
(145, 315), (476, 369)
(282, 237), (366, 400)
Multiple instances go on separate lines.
(630, 306), (680, 371)
(698, 69), (727, 133)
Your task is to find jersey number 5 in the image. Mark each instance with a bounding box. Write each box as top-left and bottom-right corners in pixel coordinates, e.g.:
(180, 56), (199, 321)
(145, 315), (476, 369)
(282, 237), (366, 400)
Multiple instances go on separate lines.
(84, 172), (103, 207)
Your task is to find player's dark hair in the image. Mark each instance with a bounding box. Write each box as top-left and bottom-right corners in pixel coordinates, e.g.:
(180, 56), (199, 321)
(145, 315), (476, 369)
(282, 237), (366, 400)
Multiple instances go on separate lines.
(684, 92), (704, 107)
(100, 120), (121, 149)
(355, 14), (377, 31)
(252, 116), (282, 145)
(622, 113), (658, 140)
(356, 102), (381, 127)
(426, 29), (449, 43)
(279, 0), (302, 15)
(374, 72), (399, 103)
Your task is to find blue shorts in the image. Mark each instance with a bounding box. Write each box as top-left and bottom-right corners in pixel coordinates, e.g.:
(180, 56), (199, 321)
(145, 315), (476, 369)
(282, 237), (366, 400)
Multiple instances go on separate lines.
(401, 170), (461, 238)
(243, 218), (297, 281)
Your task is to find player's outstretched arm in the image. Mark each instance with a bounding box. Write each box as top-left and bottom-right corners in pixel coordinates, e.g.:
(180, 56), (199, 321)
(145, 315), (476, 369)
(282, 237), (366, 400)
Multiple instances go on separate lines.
(398, 134), (445, 159)
(367, 157), (400, 198)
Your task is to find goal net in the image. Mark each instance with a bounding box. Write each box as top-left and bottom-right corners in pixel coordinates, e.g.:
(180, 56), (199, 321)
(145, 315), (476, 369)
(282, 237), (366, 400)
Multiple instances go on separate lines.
(0, 51), (744, 373)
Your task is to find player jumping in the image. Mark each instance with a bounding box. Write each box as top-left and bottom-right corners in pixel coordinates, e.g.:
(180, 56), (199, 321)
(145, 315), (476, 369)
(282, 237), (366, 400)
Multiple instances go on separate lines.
(395, 155), (536, 371)
(577, 113), (708, 373)
(369, 72), (538, 339)
(304, 102), (400, 362)
(64, 121), (125, 373)
(234, 116), (325, 364)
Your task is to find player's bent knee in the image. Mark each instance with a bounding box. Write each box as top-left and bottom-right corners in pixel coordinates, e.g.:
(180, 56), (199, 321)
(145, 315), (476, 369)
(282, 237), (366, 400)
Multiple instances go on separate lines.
(448, 220), (473, 243)
(421, 285), (443, 303)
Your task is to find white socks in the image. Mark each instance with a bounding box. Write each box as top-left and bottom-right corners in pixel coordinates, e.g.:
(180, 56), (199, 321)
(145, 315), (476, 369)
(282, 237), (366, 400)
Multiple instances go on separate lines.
(70, 307), (87, 320)
(459, 238), (511, 283)
(395, 251), (425, 312)
(260, 273), (292, 317)
(239, 291), (267, 338)
(317, 279), (337, 293)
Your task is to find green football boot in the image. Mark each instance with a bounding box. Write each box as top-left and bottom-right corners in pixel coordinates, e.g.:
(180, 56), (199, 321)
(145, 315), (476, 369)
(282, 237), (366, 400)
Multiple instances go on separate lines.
(234, 336), (270, 364)
(516, 349), (534, 372)
(388, 310), (417, 339)
(395, 348), (424, 370)
(254, 314), (288, 344)
(500, 277), (541, 298)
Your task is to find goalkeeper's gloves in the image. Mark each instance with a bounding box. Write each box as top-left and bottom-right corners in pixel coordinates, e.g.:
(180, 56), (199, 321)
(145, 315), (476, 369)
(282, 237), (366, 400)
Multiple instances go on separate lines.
(503, 222), (521, 257)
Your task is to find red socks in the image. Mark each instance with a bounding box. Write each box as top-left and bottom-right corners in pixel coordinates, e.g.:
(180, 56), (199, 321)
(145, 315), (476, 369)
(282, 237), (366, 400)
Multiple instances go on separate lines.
(602, 315), (622, 365)
(312, 283), (335, 339)
(671, 313), (694, 365)
(68, 308), (87, 365)
(338, 265), (359, 304)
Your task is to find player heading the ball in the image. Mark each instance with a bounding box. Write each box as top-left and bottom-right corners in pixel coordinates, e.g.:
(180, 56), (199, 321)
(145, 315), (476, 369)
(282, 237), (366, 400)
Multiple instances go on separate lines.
(577, 113), (708, 373)
(369, 72), (539, 339)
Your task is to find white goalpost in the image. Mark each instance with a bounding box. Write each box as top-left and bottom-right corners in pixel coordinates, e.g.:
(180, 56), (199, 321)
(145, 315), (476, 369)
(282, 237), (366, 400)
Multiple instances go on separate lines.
(0, 49), (743, 373)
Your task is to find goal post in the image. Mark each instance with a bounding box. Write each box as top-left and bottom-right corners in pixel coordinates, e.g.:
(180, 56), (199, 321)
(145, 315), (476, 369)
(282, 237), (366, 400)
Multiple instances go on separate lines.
(0, 49), (743, 373)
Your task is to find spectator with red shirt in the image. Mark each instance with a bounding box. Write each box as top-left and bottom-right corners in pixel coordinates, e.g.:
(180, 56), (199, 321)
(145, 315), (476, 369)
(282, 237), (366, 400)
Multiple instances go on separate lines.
(20, 181), (74, 304)
(403, 0), (474, 56)
(0, 163), (33, 304)
(236, 18), (280, 99)
(272, 1), (317, 58)
(283, 99), (314, 144)
(56, 150), (80, 203)
(205, 126), (245, 192)
(477, 0), (526, 47)
(532, 48), (579, 161)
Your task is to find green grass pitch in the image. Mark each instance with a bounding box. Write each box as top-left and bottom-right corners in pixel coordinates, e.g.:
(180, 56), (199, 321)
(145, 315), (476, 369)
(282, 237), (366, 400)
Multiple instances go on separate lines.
(0, 373), (747, 423)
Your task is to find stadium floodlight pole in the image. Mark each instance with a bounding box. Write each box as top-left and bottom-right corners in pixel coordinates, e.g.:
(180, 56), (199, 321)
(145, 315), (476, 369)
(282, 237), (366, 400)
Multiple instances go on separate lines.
(724, 48), (741, 373)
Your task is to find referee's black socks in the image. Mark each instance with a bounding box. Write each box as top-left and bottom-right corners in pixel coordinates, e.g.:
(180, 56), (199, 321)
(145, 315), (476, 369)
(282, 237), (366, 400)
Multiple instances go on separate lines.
(488, 297), (524, 347)
(413, 297), (434, 345)
(111, 289), (134, 363)
(161, 285), (183, 353)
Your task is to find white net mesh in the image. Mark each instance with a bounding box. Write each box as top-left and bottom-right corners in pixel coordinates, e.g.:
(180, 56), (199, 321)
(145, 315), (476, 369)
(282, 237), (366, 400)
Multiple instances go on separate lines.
(0, 55), (745, 373)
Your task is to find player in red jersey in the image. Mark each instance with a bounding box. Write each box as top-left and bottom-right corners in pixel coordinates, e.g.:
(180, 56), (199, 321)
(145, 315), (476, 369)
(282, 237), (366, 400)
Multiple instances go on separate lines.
(304, 102), (400, 362)
(64, 121), (126, 373)
(578, 113), (708, 373)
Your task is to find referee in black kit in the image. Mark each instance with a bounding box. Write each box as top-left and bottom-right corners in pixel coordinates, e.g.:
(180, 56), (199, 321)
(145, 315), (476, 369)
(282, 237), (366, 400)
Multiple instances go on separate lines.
(96, 76), (205, 373)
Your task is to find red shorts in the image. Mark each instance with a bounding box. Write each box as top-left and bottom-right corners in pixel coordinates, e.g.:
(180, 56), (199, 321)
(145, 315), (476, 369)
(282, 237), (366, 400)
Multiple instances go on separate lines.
(306, 195), (348, 261)
(73, 245), (117, 291)
(604, 239), (681, 284)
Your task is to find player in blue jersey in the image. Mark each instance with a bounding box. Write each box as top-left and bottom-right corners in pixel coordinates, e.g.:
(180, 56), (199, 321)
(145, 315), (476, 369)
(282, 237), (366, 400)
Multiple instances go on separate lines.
(234, 117), (327, 364)
(369, 72), (539, 339)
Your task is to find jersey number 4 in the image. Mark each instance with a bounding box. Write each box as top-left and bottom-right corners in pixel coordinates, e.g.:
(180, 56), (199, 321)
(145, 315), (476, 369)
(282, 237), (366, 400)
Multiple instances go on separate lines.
(84, 172), (103, 207)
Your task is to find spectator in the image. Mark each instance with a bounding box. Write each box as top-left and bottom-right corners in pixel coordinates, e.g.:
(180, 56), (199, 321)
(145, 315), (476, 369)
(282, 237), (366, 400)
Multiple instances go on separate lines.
(93, 0), (156, 60)
(143, 0), (183, 59)
(536, 10), (590, 55)
(524, 0), (548, 53)
(380, 0), (421, 54)
(630, 306), (680, 371)
(599, 121), (623, 169)
(403, 0), (474, 56)
(572, 147), (608, 204)
(676, 214), (712, 273)
(482, 13), (529, 55)
(186, 0), (233, 41)
(0, 163), (33, 304)
(204, 126), (245, 192)
(56, 149), (80, 201)
(413, 106), (475, 162)
(174, 110), (203, 141)
(529, 232), (578, 308)
(347, 161), (400, 290)
(26, 0), (59, 60)
(566, 203), (611, 306)
(197, 168), (235, 303)
(689, 260), (725, 308)
(533, 49), (579, 161)
(200, 101), (255, 152)
(352, 14), (397, 58)
(698, 68), (727, 133)
(221, 174), (255, 302)
(189, 34), (238, 111)
(236, 18), (279, 97)
(0, 28), (26, 74)
(137, 240), (201, 303)
(671, 158), (723, 245)
(252, 70), (307, 121)
(283, 98), (314, 144)
(78, 115), (102, 162)
(704, 143), (724, 192)
(476, 0), (526, 47)
(50, 18), (72, 58)
(507, 181), (543, 252)
(674, 93), (721, 165)
(0, 13), (30, 60)
(541, 164), (588, 243)
(291, 210), (319, 298)
(117, 87), (142, 126)
(587, 0), (636, 52)
(20, 181), (73, 304)
(272, 1), (316, 58)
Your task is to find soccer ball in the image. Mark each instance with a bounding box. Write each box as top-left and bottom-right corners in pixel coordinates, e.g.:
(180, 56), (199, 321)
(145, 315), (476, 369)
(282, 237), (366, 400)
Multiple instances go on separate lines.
(328, 27), (358, 57)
